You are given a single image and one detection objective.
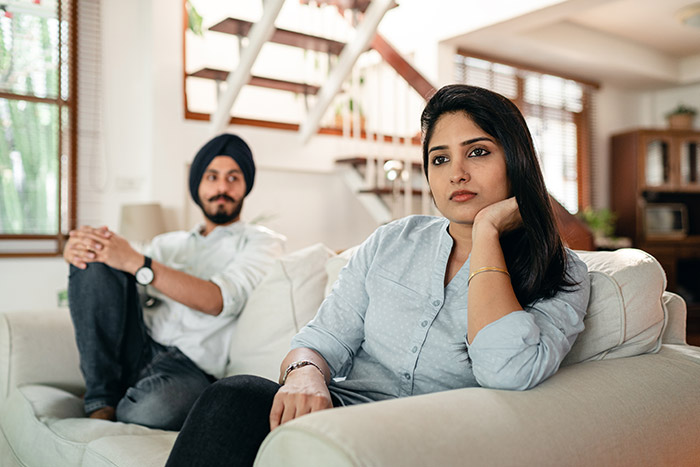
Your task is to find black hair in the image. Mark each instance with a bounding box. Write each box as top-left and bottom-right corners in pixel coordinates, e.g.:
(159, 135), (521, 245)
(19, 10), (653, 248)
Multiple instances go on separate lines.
(420, 84), (576, 306)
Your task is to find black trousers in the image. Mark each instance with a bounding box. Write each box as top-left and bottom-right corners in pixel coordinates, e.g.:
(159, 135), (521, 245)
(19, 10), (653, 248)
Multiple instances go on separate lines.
(166, 374), (341, 467)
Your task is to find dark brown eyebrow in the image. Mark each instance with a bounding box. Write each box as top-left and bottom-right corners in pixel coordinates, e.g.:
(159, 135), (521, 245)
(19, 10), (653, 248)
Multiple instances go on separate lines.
(428, 137), (495, 154)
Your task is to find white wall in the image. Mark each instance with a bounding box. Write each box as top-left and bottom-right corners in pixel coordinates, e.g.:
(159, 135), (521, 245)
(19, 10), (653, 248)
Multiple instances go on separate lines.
(0, 257), (68, 313)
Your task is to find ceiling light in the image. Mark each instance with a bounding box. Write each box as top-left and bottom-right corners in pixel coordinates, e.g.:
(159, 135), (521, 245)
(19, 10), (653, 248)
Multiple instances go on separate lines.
(676, 3), (700, 29)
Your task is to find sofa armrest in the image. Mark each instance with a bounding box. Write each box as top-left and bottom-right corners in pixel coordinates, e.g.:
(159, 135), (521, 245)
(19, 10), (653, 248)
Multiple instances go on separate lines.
(662, 291), (687, 345)
(0, 310), (83, 400)
(256, 345), (700, 467)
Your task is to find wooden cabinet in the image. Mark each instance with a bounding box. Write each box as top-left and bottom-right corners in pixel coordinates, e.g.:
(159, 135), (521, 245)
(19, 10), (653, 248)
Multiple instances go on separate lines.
(611, 129), (700, 336)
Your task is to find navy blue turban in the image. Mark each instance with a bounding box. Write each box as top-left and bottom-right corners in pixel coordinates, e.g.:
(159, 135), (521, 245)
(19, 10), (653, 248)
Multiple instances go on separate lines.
(188, 133), (255, 207)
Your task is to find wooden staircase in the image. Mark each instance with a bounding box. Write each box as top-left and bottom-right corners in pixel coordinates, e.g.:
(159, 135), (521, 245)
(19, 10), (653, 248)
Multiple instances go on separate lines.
(183, 0), (433, 134)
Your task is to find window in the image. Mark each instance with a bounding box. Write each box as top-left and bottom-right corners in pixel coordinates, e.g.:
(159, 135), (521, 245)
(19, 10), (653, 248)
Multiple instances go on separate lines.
(0, 0), (76, 255)
(454, 52), (597, 213)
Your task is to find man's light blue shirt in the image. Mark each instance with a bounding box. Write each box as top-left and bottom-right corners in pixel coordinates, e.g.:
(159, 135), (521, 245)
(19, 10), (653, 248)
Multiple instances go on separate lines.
(291, 215), (590, 405)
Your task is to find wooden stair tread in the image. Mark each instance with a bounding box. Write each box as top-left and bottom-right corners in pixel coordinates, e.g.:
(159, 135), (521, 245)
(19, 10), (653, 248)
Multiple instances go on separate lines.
(209, 17), (347, 55)
(336, 157), (422, 171)
(189, 68), (321, 95)
(360, 187), (425, 196)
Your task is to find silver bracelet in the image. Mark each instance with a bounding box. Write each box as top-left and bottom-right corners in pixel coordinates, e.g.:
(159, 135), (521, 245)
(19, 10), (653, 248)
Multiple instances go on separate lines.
(281, 360), (325, 385)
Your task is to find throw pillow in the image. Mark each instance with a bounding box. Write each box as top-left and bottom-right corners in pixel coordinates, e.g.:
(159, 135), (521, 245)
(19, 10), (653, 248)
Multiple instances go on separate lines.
(226, 243), (333, 380)
(562, 248), (668, 366)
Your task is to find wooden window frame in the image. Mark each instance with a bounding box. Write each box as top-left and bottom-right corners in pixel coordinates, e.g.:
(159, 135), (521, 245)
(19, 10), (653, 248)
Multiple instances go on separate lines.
(0, 0), (78, 258)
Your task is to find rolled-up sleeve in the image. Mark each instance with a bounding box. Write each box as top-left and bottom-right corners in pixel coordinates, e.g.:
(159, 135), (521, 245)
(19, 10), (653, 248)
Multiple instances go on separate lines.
(467, 251), (590, 390)
(291, 228), (382, 378)
(210, 230), (285, 317)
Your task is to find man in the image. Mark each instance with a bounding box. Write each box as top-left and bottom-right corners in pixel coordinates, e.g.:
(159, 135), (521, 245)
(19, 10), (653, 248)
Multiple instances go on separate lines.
(64, 133), (285, 430)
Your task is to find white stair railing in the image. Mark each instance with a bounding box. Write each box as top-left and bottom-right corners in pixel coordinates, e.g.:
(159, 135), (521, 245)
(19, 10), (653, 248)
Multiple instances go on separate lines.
(331, 52), (432, 221)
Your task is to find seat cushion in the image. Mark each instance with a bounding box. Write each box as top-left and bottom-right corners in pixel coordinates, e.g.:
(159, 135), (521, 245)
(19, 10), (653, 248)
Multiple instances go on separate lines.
(226, 243), (333, 380)
(83, 433), (176, 467)
(0, 384), (168, 467)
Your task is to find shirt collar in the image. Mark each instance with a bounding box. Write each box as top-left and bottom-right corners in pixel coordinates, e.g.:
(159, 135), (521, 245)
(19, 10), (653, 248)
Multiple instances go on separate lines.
(190, 220), (246, 238)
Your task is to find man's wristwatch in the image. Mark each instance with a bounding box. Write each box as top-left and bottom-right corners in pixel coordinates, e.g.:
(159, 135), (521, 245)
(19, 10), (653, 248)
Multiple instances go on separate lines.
(135, 256), (154, 285)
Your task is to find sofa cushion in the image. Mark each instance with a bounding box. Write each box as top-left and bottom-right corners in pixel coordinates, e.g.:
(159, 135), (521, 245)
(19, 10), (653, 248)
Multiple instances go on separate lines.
(563, 248), (667, 365)
(0, 384), (167, 467)
(325, 247), (669, 365)
(226, 243), (333, 381)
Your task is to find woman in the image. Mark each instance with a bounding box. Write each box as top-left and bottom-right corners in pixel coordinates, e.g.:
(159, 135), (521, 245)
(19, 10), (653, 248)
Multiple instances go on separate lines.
(165, 84), (590, 467)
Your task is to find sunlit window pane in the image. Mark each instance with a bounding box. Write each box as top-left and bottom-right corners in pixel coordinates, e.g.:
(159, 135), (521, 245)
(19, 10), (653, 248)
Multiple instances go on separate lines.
(0, 2), (61, 99)
(0, 98), (59, 234)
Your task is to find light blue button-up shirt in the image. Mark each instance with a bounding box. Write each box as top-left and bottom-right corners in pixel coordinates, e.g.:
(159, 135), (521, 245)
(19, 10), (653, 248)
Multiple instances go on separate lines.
(291, 215), (590, 405)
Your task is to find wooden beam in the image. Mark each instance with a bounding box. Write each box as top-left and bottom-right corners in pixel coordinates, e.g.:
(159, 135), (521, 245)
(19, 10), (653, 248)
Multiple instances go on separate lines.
(370, 34), (436, 100)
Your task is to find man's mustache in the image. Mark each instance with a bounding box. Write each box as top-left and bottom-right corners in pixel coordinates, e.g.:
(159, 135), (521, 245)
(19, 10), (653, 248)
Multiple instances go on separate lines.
(208, 194), (236, 203)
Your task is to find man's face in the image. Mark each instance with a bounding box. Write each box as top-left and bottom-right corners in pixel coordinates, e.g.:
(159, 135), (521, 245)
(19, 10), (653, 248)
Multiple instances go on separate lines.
(197, 156), (247, 225)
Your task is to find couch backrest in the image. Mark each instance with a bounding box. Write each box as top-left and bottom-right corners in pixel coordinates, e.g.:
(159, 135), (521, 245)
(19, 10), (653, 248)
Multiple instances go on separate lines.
(226, 246), (679, 379)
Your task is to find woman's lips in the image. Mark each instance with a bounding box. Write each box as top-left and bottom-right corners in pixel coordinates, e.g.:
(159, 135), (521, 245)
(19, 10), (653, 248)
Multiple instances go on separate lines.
(450, 190), (476, 202)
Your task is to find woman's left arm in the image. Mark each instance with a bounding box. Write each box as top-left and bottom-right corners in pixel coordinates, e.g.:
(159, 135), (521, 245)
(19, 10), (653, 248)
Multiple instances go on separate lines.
(466, 198), (590, 390)
(466, 197), (524, 344)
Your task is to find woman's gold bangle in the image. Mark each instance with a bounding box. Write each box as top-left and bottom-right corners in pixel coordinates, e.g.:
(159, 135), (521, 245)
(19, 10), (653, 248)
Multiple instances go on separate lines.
(468, 267), (510, 284)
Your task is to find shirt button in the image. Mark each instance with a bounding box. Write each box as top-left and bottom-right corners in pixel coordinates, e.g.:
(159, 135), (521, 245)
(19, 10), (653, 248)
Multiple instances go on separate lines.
(404, 373), (411, 380)
(421, 320), (428, 327)
(432, 300), (441, 307)
(411, 346), (418, 353)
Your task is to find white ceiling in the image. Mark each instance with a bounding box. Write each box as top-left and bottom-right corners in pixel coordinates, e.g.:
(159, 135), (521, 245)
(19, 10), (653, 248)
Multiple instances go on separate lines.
(443, 0), (700, 89)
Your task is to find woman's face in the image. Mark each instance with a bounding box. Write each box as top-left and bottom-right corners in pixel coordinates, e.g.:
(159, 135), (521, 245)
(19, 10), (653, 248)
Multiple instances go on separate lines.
(427, 111), (510, 225)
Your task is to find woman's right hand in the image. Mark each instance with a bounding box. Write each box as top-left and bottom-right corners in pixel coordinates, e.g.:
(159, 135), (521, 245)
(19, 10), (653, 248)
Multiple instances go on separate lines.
(269, 366), (332, 430)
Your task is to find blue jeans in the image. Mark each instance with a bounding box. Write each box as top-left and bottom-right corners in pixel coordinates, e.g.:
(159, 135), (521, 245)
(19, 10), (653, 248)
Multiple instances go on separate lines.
(68, 263), (215, 431)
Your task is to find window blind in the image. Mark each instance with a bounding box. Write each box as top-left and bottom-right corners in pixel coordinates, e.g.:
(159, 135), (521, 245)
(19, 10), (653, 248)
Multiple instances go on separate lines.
(454, 53), (596, 214)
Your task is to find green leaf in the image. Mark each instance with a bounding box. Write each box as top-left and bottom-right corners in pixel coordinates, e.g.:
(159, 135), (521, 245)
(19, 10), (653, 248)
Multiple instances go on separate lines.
(187, 1), (204, 37)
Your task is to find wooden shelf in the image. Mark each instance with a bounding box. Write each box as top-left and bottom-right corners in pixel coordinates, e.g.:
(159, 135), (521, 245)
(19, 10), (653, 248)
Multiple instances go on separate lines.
(642, 186), (700, 193)
(643, 235), (700, 246)
(188, 68), (320, 95)
(209, 17), (347, 55)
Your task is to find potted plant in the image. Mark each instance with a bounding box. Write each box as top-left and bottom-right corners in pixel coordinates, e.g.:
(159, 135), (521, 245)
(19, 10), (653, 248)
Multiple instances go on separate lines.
(578, 207), (617, 241)
(665, 104), (697, 130)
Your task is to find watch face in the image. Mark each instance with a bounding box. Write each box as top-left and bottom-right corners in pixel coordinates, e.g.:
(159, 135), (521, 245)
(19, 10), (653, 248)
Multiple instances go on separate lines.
(136, 267), (154, 285)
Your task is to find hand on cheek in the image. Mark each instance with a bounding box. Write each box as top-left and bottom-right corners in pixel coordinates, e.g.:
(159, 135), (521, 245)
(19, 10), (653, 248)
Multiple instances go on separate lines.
(473, 197), (522, 236)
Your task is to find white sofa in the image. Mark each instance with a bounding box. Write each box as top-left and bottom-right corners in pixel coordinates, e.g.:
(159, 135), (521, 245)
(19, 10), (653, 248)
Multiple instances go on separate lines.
(2, 245), (700, 467)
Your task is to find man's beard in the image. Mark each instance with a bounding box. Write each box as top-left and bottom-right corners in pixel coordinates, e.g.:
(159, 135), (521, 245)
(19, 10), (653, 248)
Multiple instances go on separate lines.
(202, 194), (244, 225)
